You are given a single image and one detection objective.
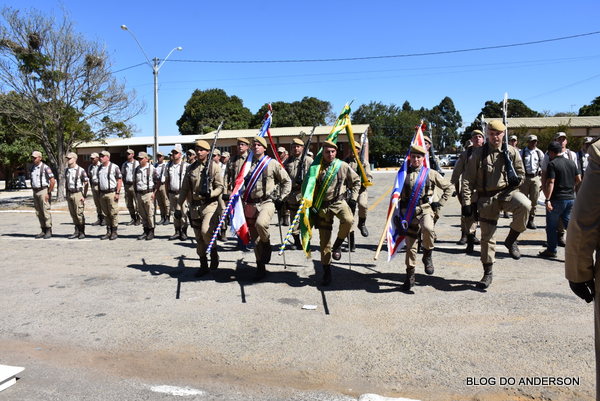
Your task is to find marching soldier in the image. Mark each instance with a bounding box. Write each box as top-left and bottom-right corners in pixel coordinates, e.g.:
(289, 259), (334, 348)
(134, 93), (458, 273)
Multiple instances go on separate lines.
(344, 141), (373, 252)
(30, 150), (55, 239)
(227, 137), (250, 190)
(134, 152), (157, 240)
(423, 135), (444, 175)
(400, 144), (452, 291)
(218, 151), (231, 241)
(451, 130), (484, 253)
(283, 138), (313, 249)
(64, 152), (89, 239)
(154, 152), (170, 225)
(242, 136), (291, 281)
(121, 149), (140, 226)
(88, 152), (105, 226)
(519, 134), (544, 229)
(178, 140), (224, 277)
(97, 150), (123, 240)
(313, 140), (361, 286)
(186, 148), (196, 165)
(462, 120), (530, 289)
(165, 145), (190, 241)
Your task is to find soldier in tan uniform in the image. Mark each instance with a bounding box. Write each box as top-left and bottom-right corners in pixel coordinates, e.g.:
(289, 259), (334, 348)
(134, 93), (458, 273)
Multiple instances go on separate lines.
(179, 140), (224, 277)
(462, 120), (530, 289)
(30, 150), (56, 239)
(451, 130), (484, 253)
(313, 140), (361, 285)
(64, 152), (89, 239)
(165, 144), (189, 241)
(87, 152), (105, 227)
(134, 152), (157, 240)
(283, 138), (313, 249)
(401, 144), (453, 290)
(227, 137), (250, 250)
(344, 141), (373, 252)
(97, 150), (123, 240)
(243, 136), (291, 280)
(154, 152), (170, 225)
(565, 137), (600, 401)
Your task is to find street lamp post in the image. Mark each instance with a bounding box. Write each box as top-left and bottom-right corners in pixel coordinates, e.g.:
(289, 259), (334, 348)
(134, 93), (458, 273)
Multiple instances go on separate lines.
(120, 25), (182, 158)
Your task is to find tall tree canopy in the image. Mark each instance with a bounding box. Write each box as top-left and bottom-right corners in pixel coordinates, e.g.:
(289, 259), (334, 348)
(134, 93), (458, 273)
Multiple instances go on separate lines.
(0, 7), (140, 198)
(251, 96), (334, 128)
(177, 88), (252, 134)
(579, 96), (600, 116)
(426, 96), (462, 152)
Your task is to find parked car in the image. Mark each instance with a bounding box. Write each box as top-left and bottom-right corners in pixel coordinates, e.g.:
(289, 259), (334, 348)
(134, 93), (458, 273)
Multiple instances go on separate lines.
(447, 155), (460, 167)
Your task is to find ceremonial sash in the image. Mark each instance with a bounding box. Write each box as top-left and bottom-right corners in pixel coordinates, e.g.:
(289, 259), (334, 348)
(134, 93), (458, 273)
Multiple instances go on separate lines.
(313, 159), (342, 210)
(400, 167), (429, 229)
(242, 155), (271, 201)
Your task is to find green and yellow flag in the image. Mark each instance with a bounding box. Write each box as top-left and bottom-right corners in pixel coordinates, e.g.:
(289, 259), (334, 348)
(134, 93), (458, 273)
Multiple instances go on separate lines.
(298, 104), (371, 257)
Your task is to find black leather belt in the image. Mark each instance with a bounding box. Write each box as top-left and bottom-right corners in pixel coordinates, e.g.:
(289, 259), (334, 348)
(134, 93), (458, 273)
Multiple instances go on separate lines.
(525, 173), (537, 178)
(67, 189), (82, 194)
(99, 189), (115, 194)
(136, 189), (154, 195)
(32, 186), (48, 192)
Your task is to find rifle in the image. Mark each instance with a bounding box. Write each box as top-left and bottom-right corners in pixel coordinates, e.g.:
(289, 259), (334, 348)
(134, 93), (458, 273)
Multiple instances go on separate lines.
(425, 123), (443, 175)
(501, 93), (521, 188)
(199, 121), (224, 197)
(358, 127), (368, 166)
(294, 125), (317, 186)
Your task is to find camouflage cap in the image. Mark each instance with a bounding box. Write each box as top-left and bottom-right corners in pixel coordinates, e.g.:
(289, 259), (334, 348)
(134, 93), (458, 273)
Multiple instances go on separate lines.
(292, 138), (304, 146)
(212, 149), (221, 156)
(31, 151), (42, 158)
(137, 151), (149, 159)
(65, 152), (78, 159)
(90, 152), (99, 159)
(100, 150), (111, 157)
(126, 148), (135, 154)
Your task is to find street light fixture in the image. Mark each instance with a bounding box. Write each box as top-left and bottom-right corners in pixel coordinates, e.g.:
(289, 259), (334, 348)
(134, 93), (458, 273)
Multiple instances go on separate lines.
(120, 25), (182, 159)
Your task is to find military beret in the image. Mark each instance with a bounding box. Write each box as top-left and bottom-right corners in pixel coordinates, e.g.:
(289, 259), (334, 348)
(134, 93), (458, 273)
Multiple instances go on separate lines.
(487, 120), (506, 132)
(65, 152), (78, 160)
(31, 151), (42, 158)
(237, 137), (250, 145)
(253, 136), (267, 148)
(471, 130), (484, 138)
(354, 141), (362, 149)
(292, 138), (304, 146)
(195, 139), (211, 151)
(90, 152), (99, 159)
(322, 140), (338, 150)
(410, 144), (426, 155)
(423, 136), (432, 144)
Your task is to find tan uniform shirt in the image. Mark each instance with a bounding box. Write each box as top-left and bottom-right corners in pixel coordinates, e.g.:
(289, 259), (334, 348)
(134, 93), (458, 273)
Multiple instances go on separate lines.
(180, 160), (224, 202)
(346, 157), (373, 185)
(227, 151), (249, 191)
(402, 166), (452, 208)
(462, 144), (525, 206)
(317, 160), (361, 203)
(244, 158), (291, 202)
(285, 155), (314, 192)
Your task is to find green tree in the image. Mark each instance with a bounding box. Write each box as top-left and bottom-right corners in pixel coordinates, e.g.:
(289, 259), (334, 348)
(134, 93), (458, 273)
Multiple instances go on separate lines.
(578, 96), (600, 116)
(177, 88), (252, 134)
(426, 96), (462, 152)
(251, 96), (334, 128)
(0, 7), (139, 199)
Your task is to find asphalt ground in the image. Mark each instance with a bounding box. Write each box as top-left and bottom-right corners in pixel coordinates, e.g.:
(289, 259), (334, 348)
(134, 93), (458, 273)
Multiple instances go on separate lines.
(0, 170), (594, 401)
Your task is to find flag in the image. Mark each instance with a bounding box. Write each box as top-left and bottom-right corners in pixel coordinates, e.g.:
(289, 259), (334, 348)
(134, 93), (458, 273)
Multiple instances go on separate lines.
(385, 122), (429, 261)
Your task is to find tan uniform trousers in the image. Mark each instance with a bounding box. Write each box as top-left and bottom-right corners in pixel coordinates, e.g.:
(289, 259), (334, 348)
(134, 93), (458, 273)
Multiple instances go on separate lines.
(316, 200), (354, 265)
(99, 192), (119, 227)
(357, 187), (369, 219)
(460, 215), (478, 235)
(244, 201), (275, 244)
(519, 175), (541, 218)
(136, 192), (155, 228)
(91, 185), (103, 218)
(67, 191), (85, 226)
(33, 188), (52, 229)
(477, 191), (530, 264)
(156, 185), (169, 217)
(189, 201), (219, 257)
(404, 207), (436, 268)
(168, 193), (188, 230)
(124, 184), (138, 217)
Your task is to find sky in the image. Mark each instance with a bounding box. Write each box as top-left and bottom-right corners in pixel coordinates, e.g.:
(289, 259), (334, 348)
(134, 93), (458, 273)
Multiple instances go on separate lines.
(2, 0), (600, 141)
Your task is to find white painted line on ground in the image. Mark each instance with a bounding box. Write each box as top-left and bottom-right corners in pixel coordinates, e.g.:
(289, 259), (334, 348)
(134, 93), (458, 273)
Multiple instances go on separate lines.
(0, 364), (25, 392)
(358, 393), (421, 401)
(150, 385), (205, 397)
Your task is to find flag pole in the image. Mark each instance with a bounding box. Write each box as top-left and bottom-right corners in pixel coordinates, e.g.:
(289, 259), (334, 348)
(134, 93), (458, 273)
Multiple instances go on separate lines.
(374, 202), (397, 261)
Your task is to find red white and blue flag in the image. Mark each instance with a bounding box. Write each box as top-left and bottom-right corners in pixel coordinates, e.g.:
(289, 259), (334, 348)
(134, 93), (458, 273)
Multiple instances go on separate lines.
(385, 123), (429, 261)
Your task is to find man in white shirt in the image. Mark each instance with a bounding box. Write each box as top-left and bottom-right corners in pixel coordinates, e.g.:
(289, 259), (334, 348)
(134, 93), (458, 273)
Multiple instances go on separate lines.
(64, 152), (89, 239)
(30, 150), (56, 239)
(134, 152), (157, 240)
(87, 153), (105, 226)
(165, 144), (189, 241)
(519, 134), (545, 229)
(154, 152), (170, 225)
(121, 149), (140, 226)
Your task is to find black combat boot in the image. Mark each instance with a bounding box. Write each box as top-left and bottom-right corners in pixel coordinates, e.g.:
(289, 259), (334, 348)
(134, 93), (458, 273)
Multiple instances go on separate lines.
(358, 217), (369, 237)
(137, 227), (148, 240)
(134, 215), (141, 226)
(331, 238), (345, 261)
(126, 212), (136, 226)
(282, 213), (290, 227)
(403, 267), (416, 291)
(504, 228), (521, 259)
(210, 247), (219, 270)
(196, 257), (209, 277)
(35, 227), (46, 239)
(293, 234), (302, 251)
(44, 227), (52, 239)
(180, 225), (188, 241)
(68, 226), (80, 239)
(254, 262), (267, 281)
(145, 228), (154, 241)
(478, 263), (493, 289)
(321, 264), (332, 286)
(457, 231), (467, 245)
(169, 228), (180, 241)
(465, 233), (475, 254)
(261, 241), (272, 264)
(163, 215), (170, 225)
(526, 214), (537, 230)
(100, 226), (111, 240)
(109, 226), (118, 240)
(422, 248), (435, 275)
(99, 214), (105, 226)
(78, 225), (86, 239)
(349, 232), (356, 252)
